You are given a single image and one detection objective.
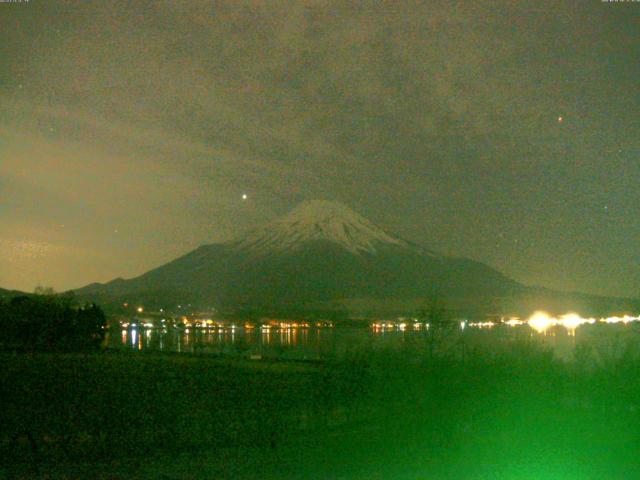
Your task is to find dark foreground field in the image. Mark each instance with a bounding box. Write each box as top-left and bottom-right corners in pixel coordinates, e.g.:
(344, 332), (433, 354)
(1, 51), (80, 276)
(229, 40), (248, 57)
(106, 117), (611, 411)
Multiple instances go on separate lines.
(2, 342), (640, 479)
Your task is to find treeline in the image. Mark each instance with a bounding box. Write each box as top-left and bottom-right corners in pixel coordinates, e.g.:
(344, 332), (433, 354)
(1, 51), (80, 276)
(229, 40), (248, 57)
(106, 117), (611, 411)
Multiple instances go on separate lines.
(0, 294), (106, 352)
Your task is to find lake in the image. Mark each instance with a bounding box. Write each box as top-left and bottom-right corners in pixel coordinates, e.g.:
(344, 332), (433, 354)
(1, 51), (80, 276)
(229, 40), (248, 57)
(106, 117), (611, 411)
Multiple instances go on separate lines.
(108, 319), (640, 363)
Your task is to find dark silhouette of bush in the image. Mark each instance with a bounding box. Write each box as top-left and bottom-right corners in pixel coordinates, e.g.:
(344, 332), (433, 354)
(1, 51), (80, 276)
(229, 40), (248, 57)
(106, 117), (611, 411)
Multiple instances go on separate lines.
(0, 294), (106, 352)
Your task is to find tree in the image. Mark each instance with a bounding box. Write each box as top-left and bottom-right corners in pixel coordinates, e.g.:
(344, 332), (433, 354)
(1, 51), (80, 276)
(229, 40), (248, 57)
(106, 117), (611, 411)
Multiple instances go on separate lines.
(33, 285), (56, 296)
(0, 294), (106, 352)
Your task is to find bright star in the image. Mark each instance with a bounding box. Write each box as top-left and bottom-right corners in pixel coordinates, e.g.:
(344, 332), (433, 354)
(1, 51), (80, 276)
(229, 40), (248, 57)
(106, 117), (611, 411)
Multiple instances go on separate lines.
(242, 194), (248, 200)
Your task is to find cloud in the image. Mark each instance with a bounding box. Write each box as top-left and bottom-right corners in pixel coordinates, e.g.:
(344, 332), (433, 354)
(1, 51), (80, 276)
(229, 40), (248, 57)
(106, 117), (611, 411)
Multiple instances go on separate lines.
(0, 0), (638, 295)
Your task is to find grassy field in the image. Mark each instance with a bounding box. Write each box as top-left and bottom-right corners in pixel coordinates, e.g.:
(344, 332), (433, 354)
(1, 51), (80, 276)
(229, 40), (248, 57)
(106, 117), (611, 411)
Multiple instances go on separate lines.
(2, 344), (640, 479)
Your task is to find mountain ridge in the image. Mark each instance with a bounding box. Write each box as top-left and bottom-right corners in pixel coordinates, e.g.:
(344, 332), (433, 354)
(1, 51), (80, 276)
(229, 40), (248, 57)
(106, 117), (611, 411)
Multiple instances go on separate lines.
(74, 200), (638, 317)
(74, 200), (518, 313)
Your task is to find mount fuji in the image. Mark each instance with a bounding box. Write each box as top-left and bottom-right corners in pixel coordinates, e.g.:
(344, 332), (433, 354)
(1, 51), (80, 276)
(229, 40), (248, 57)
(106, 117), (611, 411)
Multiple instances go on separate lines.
(76, 200), (524, 315)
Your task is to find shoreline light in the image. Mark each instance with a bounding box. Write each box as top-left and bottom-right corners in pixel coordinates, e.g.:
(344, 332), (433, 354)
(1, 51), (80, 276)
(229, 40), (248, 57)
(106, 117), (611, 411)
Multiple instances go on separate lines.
(524, 312), (639, 333)
(528, 311), (556, 333)
(504, 317), (524, 327)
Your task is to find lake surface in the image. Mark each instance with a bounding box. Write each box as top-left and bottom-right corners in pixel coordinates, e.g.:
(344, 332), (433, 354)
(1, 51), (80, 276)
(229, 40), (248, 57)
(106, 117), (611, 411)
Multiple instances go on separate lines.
(108, 321), (640, 363)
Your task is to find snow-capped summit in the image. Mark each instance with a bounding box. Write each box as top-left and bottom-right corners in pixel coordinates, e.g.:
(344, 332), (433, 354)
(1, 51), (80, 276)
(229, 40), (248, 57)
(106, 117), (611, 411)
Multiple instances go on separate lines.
(75, 198), (523, 314)
(232, 200), (413, 255)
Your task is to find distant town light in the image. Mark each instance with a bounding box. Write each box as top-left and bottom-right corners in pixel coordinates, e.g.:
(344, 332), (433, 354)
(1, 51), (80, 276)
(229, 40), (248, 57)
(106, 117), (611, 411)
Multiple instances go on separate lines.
(504, 317), (523, 327)
(137, 307), (144, 313)
(469, 321), (495, 329)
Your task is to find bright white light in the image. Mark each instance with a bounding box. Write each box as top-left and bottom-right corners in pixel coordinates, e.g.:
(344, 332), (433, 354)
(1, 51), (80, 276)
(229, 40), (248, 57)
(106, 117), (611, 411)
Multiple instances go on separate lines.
(528, 311), (556, 333)
(558, 312), (583, 331)
(601, 315), (640, 324)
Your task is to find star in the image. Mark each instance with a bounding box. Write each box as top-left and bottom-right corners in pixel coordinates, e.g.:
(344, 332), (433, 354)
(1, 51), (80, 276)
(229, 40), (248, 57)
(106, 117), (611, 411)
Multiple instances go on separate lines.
(242, 194), (248, 200)
(557, 116), (563, 123)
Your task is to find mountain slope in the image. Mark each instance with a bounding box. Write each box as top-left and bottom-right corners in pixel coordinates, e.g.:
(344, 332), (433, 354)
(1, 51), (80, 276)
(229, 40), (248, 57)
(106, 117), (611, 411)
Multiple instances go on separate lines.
(75, 200), (522, 313)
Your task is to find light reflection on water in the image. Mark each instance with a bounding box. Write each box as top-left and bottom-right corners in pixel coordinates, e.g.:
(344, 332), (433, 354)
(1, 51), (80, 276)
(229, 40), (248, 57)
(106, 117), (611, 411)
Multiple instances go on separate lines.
(110, 322), (640, 362)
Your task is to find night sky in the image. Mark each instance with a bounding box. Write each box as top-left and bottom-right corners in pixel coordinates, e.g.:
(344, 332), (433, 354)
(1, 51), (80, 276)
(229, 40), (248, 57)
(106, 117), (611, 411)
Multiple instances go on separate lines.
(1, 1), (638, 297)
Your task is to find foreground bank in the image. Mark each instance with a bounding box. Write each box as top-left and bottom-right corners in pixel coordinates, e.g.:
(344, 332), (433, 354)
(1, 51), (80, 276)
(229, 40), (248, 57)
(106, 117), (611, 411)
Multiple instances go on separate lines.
(2, 346), (640, 479)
